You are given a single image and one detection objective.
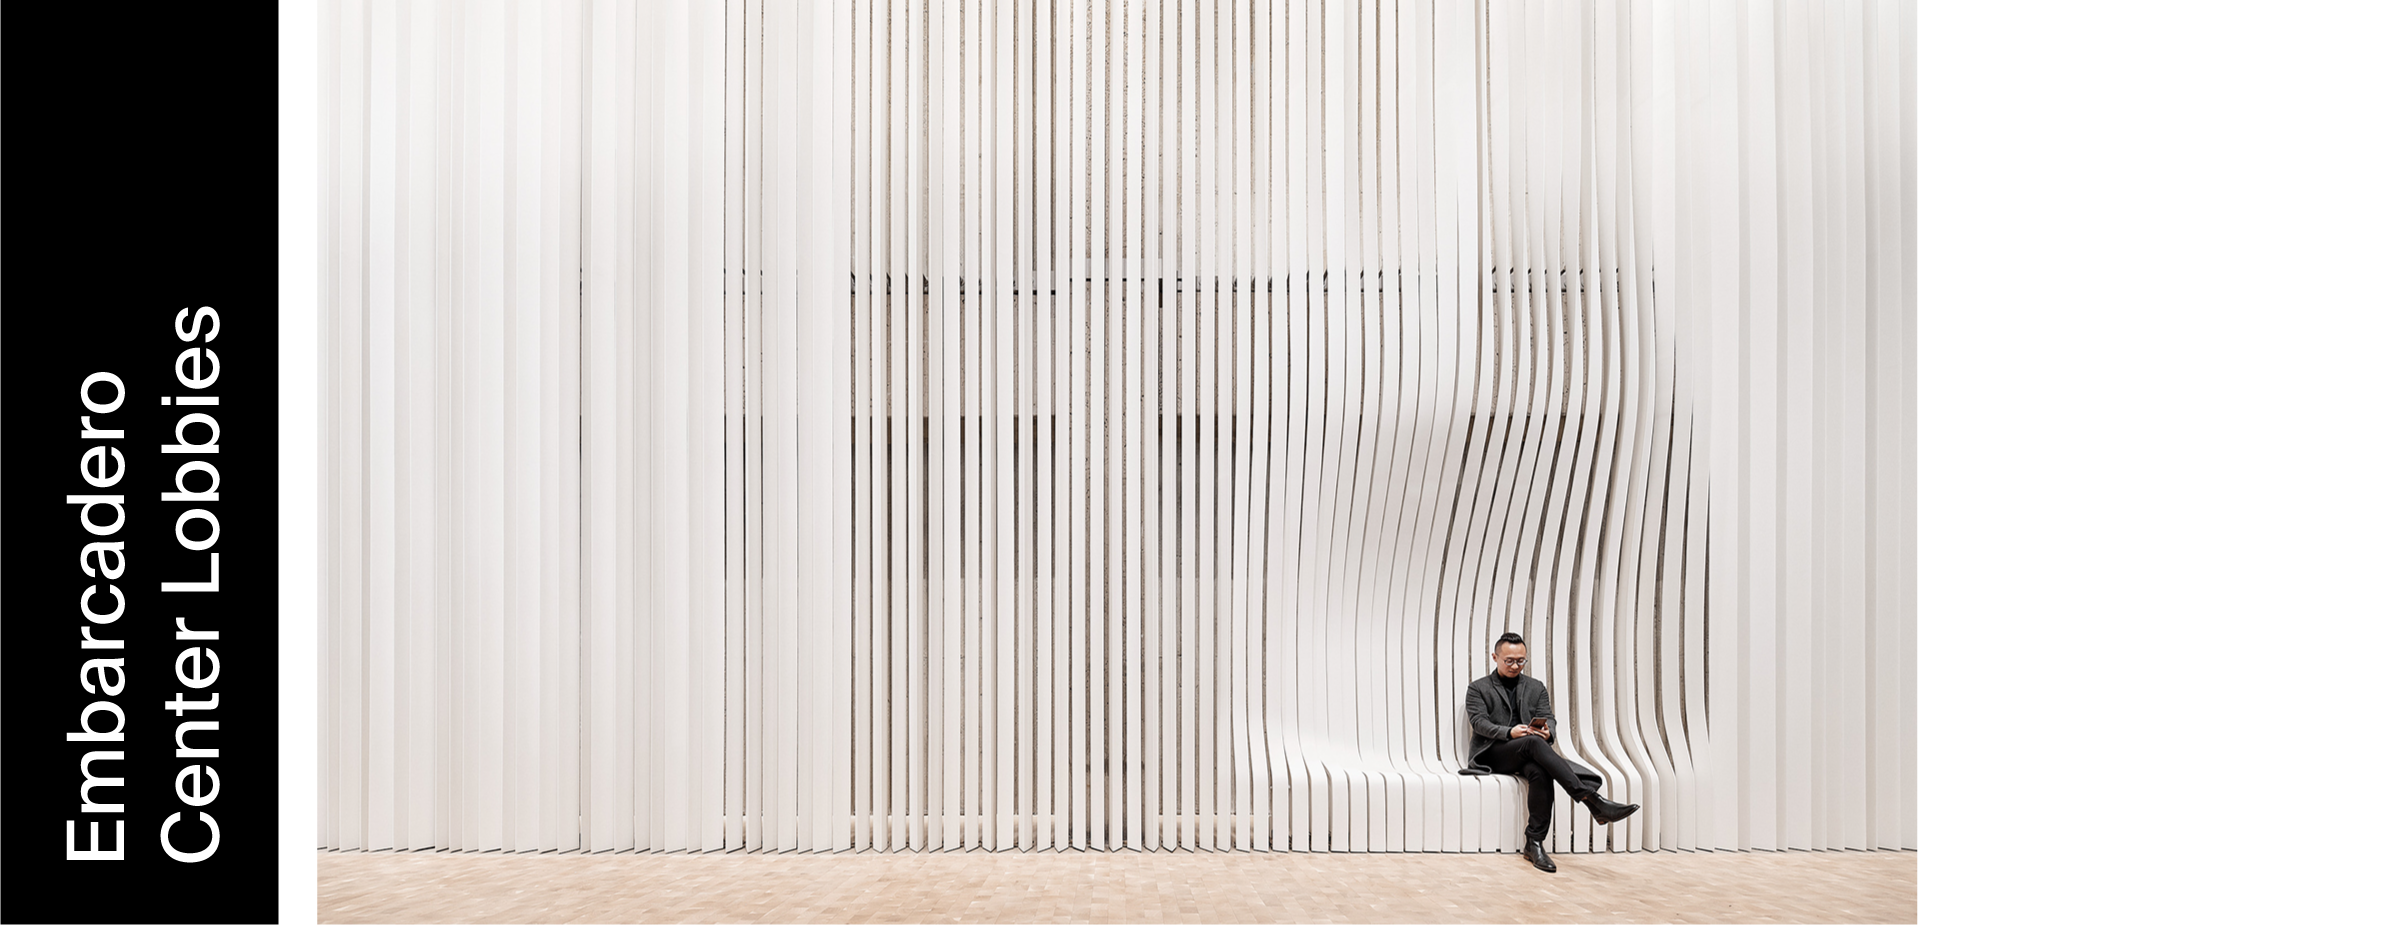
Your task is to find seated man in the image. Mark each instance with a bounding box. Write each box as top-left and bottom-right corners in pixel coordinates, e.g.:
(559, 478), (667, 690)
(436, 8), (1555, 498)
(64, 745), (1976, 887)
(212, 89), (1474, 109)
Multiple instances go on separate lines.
(1463, 632), (1640, 872)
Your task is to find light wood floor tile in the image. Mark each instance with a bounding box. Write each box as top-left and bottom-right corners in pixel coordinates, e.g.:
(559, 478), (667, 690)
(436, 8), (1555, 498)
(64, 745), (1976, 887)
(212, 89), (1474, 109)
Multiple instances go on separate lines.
(319, 848), (1915, 924)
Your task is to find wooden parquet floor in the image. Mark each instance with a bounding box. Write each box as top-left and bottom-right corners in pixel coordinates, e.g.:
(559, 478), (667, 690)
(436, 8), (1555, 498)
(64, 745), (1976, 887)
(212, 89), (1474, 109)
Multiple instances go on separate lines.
(319, 847), (1915, 924)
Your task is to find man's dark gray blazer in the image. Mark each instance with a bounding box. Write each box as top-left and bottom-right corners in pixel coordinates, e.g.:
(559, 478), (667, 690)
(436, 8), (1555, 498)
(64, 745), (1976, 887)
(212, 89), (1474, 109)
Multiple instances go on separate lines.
(1460, 670), (1606, 793)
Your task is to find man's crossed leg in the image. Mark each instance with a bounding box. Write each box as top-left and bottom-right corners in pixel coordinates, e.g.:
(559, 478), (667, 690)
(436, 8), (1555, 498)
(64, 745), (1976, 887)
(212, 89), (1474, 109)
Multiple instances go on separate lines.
(1484, 735), (1639, 872)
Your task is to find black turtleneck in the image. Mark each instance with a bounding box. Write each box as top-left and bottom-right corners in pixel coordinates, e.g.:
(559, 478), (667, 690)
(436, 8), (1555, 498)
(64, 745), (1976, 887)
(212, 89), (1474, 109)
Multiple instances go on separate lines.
(1493, 671), (1522, 724)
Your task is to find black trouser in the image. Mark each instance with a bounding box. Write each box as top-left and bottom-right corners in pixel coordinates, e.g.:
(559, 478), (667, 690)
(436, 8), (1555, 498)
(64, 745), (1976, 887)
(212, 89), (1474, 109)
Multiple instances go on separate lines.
(1484, 735), (1595, 842)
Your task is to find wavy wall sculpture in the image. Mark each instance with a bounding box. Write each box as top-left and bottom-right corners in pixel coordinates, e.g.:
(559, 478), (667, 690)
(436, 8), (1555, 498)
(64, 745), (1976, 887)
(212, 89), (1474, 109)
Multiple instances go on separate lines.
(320, 0), (1913, 854)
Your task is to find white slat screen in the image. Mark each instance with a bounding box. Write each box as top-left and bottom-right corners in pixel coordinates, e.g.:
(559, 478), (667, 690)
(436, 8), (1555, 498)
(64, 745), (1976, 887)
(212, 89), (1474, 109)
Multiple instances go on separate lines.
(321, 0), (1913, 854)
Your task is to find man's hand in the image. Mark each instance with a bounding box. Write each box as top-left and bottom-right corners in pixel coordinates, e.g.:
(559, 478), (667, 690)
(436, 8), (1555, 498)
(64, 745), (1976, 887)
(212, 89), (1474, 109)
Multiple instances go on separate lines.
(1510, 724), (1532, 739)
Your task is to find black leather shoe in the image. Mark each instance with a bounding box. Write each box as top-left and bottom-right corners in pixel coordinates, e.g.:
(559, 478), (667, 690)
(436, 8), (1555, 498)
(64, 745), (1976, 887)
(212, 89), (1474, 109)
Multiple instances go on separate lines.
(1522, 839), (1557, 873)
(1581, 793), (1640, 824)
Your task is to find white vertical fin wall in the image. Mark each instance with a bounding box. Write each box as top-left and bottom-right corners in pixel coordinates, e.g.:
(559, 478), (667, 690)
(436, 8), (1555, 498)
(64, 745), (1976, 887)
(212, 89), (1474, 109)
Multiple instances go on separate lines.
(320, 0), (1913, 853)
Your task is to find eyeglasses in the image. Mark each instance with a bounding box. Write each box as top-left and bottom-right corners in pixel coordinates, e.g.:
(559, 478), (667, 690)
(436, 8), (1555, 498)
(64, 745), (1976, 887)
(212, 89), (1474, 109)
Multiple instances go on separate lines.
(1499, 657), (1527, 666)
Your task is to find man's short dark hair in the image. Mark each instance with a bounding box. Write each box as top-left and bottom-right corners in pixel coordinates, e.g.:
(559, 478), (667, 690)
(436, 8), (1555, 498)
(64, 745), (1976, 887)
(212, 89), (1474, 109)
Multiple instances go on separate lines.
(1493, 632), (1526, 653)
